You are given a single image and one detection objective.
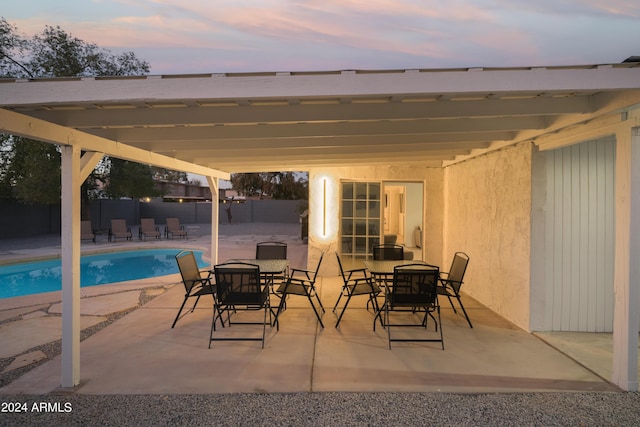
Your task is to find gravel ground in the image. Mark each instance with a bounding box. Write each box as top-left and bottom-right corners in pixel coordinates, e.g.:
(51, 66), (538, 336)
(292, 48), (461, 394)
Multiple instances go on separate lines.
(1, 392), (639, 426)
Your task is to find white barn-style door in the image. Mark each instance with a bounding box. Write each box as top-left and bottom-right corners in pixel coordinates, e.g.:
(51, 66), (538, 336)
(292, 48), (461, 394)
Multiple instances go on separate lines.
(544, 136), (616, 332)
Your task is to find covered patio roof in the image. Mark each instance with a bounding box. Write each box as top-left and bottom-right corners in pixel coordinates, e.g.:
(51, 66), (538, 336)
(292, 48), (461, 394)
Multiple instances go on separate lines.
(1, 61), (640, 392)
(2, 62), (640, 173)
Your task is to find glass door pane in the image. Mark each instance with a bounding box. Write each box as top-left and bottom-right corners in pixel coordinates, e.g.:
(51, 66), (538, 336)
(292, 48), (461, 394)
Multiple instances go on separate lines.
(340, 181), (381, 260)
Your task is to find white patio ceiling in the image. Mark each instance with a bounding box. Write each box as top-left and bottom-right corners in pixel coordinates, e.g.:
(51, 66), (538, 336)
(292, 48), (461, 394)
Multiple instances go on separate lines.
(1, 62), (640, 174)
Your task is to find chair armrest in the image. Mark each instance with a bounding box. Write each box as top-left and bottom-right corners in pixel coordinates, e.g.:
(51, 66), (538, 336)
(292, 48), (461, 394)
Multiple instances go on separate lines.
(276, 276), (310, 294)
(286, 277), (308, 284)
(185, 276), (212, 291)
(345, 267), (369, 280)
(438, 277), (463, 294)
(290, 268), (313, 280)
(350, 276), (375, 287)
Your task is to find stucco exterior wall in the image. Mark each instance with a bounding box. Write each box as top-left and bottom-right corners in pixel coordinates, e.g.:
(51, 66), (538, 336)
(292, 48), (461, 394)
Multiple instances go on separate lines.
(308, 148), (532, 331)
(307, 166), (444, 277)
(444, 142), (533, 330)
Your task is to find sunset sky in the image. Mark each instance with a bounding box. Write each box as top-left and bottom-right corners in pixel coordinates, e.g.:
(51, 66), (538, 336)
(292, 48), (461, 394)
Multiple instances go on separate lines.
(3, 1), (640, 75)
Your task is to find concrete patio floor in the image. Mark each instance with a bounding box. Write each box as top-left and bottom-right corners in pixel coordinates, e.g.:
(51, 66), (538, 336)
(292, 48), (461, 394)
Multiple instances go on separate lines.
(0, 223), (633, 395)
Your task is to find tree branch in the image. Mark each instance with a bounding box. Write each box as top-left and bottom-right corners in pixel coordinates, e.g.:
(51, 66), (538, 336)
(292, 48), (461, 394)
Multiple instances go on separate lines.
(0, 51), (34, 78)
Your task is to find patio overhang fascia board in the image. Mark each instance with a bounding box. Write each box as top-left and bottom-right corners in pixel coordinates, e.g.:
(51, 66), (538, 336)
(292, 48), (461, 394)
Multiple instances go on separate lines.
(530, 90), (640, 151)
(0, 108), (229, 179)
(1, 64), (640, 105)
(535, 108), (640, 151)
(443, 89), (640, 166)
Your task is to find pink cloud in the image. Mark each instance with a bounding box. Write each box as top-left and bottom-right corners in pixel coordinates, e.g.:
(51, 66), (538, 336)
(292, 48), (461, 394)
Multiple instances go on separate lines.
(6, 0), (638, 74)
(581, 0), (640, 17)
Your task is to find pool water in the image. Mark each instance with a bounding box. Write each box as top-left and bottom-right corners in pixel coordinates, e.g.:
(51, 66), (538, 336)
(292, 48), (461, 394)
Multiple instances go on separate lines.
(0, 249), (208, 299)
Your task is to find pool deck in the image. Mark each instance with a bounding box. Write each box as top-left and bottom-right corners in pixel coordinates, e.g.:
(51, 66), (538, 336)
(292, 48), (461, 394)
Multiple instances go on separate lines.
(0, 223), (636, 397)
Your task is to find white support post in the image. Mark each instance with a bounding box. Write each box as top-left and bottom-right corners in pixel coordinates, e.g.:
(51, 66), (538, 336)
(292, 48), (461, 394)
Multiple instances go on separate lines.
(60, 145), (82, 388)
(612, 123), (640, 391)
(207, 177), (219, 266)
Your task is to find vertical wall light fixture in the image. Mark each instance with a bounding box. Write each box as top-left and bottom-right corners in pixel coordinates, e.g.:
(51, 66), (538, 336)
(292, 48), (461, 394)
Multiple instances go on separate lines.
(314, 174), (335, 242)
(323, 178), (327, 236)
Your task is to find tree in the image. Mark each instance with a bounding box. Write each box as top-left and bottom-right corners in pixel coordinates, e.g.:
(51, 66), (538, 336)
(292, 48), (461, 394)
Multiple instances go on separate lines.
(270, 172), (308, 200)
(0, 18), (29, 78)
(1, 18), (150, 78)
(230, 173), (268, 198)
(0, 18), (154, 206)
(21, 24), (150, 78)
(230, 172), (308, 200)
(104, 158), (162, 199)
(0, 135), (61, 204)
(152, 167), (189, 184)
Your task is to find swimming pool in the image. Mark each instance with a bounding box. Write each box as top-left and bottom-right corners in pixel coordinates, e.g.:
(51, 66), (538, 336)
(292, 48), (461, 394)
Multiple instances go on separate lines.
(0, 249), (208, 299)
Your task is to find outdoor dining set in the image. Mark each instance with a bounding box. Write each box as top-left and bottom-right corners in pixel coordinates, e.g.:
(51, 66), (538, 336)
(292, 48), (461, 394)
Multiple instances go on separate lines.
(171, 241), (471, 350)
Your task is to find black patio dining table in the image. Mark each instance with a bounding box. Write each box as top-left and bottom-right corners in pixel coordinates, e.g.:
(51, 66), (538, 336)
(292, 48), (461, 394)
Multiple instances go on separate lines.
(363, 259), (434, 279)
(364, 259), (439, 292)
(222, 259), (288, 275)
(220, 258), (289, 289)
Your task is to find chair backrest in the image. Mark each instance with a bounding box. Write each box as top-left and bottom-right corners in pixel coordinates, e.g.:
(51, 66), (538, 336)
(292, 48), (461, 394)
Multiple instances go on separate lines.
(175, 250), (202, 292)
(334, 251), (362, 283)
(140, 217), (156, 231)
(373, 244), (404, 261)
(111, 219), (127, 233)
(384, 234), (398, 244)
(335, 251), (347, 281)
(310, 250), (325, 282)
(214, 262), (262, 305)
(256, 241), (287, 260)
(391, 264), (439, 307)
(166, 217), (181, 231)
(447, 252), (469, 294)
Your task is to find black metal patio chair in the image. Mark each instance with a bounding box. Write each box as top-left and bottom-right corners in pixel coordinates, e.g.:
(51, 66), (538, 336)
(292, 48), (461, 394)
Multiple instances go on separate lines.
(374, 263), (443, 350)
(333, 251), (381, 327)
(275, 251), (325, 328)
(256, 241), (289, 290)
(256, 241), (287, 260)
(437, 252), (472, 328)
(211, 262), (277, 349)
(172, 250), (217, 329)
